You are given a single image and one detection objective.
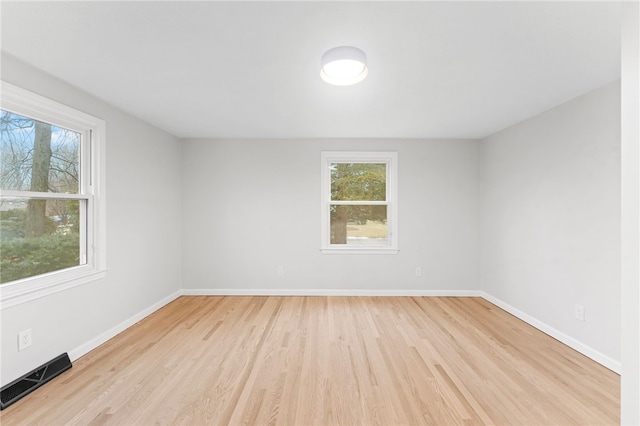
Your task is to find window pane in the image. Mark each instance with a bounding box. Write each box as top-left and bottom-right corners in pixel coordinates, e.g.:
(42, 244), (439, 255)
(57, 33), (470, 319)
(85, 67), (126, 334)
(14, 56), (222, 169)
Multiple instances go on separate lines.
(0, 198), (82, 283)
(330, 163), (386, 201)
(0, 110), (80, 193)
(330, 205), (388, 245)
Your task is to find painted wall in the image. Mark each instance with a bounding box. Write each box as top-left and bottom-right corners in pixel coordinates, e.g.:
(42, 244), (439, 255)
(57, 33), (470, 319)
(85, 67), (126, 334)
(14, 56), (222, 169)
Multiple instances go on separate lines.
(479, 81), (621, 365)
(621, 1), (640, 423)
(0, 54), (183, 385)
(181, 138), (480, 294)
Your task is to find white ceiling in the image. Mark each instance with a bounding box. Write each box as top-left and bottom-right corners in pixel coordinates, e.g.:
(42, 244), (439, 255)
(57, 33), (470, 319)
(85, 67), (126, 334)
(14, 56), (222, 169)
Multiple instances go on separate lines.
(1, 1), (621, 139)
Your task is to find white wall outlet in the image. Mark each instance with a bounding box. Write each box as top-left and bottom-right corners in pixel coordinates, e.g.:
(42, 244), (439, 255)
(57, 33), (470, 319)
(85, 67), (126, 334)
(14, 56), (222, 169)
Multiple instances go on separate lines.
(415, 267), (422, 277)
(277, 266), (284, 276)
(18, 328), (32, 351)
(574, 304), (585, 321)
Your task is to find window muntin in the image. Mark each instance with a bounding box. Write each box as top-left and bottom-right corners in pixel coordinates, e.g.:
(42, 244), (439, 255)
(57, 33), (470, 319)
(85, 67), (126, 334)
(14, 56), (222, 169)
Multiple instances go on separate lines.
(0, 82), (105, 308)
(321, 152), (398, 254)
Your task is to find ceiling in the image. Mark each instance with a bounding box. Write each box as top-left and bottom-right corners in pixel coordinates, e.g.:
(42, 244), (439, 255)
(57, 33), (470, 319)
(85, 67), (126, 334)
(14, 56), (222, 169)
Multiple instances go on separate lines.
(0, 1), (621, 139)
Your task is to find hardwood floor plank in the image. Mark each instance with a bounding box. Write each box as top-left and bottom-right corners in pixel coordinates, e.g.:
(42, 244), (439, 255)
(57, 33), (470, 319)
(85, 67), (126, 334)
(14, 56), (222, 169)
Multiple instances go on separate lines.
(0, 296), (619, 425)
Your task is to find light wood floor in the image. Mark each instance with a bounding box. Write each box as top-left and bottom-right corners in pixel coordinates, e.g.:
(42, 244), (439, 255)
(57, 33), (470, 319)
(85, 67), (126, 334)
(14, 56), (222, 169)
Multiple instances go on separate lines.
(1, 296), (619, 425)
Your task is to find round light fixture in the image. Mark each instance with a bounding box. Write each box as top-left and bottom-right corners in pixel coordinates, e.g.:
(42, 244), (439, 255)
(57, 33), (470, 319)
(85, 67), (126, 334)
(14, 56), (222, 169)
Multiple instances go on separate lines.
(320, 46), (368, 86)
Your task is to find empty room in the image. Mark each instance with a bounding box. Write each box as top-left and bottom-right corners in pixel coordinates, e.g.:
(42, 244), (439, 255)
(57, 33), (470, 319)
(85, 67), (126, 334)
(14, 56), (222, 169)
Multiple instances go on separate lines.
(1, 1), (639, 425)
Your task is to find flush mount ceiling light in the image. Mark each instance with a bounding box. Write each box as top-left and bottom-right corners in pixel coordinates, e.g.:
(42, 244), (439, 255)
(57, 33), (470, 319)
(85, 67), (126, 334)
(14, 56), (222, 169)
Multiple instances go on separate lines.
(320, 46), (368, 86)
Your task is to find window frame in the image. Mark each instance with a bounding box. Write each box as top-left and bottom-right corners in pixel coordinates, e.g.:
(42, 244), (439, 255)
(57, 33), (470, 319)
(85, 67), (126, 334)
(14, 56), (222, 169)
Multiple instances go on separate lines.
(0, 82), (106, 309)
(320, 151), (398, 254)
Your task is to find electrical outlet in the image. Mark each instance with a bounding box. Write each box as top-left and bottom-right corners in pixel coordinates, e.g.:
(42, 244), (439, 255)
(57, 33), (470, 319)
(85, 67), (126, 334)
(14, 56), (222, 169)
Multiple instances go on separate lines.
(18, 329), (32, 351)
(277, 266), (284, 276)
(415, 267), (422, 277)
(574, 304), (585, 321)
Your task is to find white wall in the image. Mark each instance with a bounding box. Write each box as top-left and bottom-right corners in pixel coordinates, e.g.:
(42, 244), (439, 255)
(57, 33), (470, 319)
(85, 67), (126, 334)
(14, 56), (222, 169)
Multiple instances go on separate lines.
(621, 1), (640, 423)
(181, 138), (480, 294)
(479, 81), (621, 367)
(0, 54), (183, 385)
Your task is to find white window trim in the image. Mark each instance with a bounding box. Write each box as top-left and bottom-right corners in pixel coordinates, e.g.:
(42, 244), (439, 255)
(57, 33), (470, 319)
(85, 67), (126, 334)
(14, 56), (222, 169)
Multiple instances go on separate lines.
(320, 151), (399, 255)
(0, 82), (106, 310)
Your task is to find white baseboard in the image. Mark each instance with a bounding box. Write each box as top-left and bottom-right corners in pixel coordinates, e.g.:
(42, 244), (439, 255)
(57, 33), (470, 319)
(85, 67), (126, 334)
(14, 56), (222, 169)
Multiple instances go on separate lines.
(182, 288), (483, 297)
(480, 292), (621, 374)
(68, 290), (182, 362)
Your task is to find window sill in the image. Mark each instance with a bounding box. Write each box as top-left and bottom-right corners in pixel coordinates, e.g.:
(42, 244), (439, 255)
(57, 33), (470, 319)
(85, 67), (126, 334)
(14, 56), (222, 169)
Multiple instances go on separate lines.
(320, 248), (400, 255)
(0, 268), (106, 310)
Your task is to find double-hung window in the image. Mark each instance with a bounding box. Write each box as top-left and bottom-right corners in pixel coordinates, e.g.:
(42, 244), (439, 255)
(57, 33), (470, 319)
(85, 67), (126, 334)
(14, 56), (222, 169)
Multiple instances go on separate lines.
(320, 151), (398, 254)
(0, 82), (106, 308)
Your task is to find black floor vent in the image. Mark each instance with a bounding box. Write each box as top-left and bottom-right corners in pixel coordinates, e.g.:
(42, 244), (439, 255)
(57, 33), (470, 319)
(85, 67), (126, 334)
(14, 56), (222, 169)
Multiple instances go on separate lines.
(1, 353), (72, 410)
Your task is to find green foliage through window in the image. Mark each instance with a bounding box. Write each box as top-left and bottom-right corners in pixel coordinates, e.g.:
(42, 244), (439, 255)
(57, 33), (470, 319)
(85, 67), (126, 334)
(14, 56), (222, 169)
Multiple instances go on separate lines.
(330, 163), (386, 201)
(0, 233), (80, 283)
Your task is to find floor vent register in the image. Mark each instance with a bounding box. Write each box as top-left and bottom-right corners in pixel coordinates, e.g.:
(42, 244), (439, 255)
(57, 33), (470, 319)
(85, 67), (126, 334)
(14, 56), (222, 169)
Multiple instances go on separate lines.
(0, 353), (72, 410)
